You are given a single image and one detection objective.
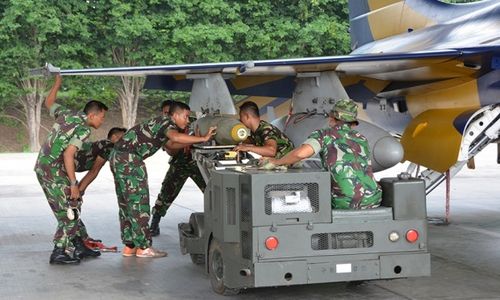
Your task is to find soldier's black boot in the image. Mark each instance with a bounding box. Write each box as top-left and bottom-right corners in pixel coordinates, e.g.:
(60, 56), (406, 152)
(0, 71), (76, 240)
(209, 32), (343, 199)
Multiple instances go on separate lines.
(73, 236), (101, 259)
(49, 246), (80, 265)
(150, 213), (161, 237)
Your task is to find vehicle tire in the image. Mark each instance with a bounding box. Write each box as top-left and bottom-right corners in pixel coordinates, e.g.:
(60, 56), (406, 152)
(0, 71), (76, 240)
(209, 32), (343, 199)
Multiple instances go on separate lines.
(208, 239), (241, 295)
(190, 253), (205, 265)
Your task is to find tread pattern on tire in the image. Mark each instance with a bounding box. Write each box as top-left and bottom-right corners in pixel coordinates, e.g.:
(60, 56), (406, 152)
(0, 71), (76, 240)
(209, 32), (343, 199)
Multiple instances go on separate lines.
(209, 239), (241, 295)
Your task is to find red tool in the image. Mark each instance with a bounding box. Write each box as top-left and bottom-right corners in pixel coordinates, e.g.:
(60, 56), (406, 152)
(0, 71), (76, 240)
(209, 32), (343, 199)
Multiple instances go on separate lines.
(84, 239), (118, 252)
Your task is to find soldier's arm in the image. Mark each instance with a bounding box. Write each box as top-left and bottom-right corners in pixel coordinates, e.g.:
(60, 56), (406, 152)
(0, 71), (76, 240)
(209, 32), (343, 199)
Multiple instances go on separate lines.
(78, 156), (107, 194)
(166, 127), (216, 144)
(45, 74), (62, 110)
(166, 148), (180, 156)
(268, 144), (315, 166)
(165, 140), (187, 150)
(63, 145), (80, 200)
(242, 137), (254, 144)
(234, 139), (278, 157)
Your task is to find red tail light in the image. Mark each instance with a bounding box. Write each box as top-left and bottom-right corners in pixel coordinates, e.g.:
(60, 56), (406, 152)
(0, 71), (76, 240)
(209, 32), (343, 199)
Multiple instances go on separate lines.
(406, 229), (419, 243)
(265, 236), (279, 250)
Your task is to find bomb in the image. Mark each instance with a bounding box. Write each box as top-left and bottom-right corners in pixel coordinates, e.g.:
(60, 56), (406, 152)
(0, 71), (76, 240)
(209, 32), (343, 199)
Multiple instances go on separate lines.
(193, 116), (250, 145)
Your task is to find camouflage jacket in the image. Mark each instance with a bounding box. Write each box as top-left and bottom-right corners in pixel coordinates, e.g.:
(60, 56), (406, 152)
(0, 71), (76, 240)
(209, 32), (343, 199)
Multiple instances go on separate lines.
(169, 116), (196, 165)
(34, 103), (91, 173)
(304, 123), (382, 209)
(114, 115), (176, 160)
(251, 120), (294, 159)
(75, 140), (114, 172)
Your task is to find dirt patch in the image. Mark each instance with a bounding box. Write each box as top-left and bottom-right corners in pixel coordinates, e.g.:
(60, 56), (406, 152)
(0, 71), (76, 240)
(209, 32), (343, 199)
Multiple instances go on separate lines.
(0, 123), (28, 152)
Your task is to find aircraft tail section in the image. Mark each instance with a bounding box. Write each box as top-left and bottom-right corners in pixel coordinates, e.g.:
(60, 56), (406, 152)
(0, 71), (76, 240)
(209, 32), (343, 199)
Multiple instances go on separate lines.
(348, 0), (496, 50)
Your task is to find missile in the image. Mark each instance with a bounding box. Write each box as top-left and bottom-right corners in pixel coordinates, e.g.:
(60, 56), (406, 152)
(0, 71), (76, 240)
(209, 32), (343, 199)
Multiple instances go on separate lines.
(272, 115), (404, 172)
(193, 116), (250, 145)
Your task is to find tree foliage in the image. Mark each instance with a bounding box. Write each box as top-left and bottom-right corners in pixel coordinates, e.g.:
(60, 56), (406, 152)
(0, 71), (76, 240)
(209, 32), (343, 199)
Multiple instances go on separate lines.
(0, 0), (108, 150)
(0, 0), (350, 151)
(152, 0), (349, 63)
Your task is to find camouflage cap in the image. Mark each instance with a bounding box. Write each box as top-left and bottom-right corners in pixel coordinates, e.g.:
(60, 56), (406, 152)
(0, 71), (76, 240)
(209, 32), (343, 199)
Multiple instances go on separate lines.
(331, 99), (358, 123)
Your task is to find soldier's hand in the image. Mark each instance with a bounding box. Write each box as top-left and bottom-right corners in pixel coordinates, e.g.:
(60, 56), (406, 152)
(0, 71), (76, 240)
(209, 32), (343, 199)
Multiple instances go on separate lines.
(259, 158), (286, 170)
(260, 156), (277, 164)
(259, 157), (273, 164)
(204, 126), (217, 142)
(70, 185), (80, 200)
(233, 144), (250, 152)
(260, 159), (277, 170)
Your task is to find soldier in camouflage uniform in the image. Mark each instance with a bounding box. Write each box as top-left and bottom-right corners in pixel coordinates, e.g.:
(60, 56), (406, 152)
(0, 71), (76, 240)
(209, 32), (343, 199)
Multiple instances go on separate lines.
(235, 101), (294, 158)
(77, 127), (127, 195)
(265, 99), (382, 209)
(110, 101), (216, 258)
(34, 74), (108, 265)
(150, 100), (206, 237)
(74, 127), (126, 244)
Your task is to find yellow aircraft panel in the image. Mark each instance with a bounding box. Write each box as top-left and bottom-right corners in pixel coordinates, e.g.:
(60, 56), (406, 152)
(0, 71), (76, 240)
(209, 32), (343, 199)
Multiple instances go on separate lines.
(367, 2), (435, 41)
(401, 108), (471, 173)
(406, 78), (480, 117)
(368, 0), (399, 12)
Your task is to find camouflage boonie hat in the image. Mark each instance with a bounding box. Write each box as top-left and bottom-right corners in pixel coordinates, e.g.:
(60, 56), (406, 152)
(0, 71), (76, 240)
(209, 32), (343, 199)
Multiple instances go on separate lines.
(331, 99), (358, 123)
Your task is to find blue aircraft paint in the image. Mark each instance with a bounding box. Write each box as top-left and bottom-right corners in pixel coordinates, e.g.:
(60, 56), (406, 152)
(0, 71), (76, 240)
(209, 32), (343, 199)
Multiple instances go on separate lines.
(347, 0), (496, 50)
(453, 110), (476, 134)
(144, 75), (296, 98)
(226, 77), (295, 98)
(478, 70), (500, 107)
(492, 56), (500, 70)
(144, 75), (193, 91)
(344, 81), (376, 102)
(348, 0), (374, 49)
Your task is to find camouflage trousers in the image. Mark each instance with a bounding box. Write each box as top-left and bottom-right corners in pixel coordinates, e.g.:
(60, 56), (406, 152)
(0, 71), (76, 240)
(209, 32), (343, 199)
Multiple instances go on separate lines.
(36, 168), (84, 249)
(331, 178), (382, 209)
(152, 160), (206, 217)
(110, 151), (151, 248)
(77, 219), (89, 240)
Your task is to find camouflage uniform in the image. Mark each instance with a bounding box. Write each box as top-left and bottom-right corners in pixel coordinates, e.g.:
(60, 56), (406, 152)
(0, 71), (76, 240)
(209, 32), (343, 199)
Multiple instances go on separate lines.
(251, 120), (294, 159)
(152, 118), (205, 217)
(110, 116), (176, 248)
(152, 148), (206, 217)
(75, 140), (113, 172)
(34, 103), (91, 249)
(73, 140), (114, 239)
(303, 99), (382, 209)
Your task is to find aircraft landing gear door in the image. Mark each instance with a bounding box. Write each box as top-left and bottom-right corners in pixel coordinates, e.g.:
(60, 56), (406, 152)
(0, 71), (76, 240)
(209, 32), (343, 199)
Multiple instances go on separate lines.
(188, 73), (236, 115)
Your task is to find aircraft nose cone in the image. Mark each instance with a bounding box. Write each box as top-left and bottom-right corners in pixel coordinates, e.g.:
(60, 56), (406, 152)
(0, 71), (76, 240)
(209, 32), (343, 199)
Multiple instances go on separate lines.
(372, 136), (404, 172)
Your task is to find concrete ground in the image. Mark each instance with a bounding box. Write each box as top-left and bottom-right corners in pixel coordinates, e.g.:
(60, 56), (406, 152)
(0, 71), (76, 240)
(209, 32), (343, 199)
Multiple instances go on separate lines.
(2, 146), (500, 300)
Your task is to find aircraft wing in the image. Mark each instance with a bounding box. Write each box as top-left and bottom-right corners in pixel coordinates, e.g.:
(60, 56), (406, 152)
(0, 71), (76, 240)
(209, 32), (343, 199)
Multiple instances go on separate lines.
(54, 45), (499, 173)
(61, 49), (463, 77)
(57, 47), (497, 99)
